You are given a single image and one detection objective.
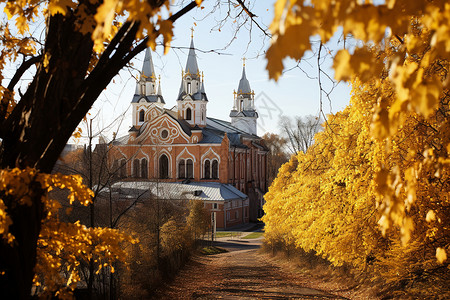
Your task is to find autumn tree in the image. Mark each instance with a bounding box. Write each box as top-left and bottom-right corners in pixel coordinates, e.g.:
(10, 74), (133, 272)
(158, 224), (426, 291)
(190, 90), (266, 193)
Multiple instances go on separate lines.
(264, 0), (450, 296)
(278, 115), (323, 155)
(0, 0), (235, 297)
(262, 132), (289, 185)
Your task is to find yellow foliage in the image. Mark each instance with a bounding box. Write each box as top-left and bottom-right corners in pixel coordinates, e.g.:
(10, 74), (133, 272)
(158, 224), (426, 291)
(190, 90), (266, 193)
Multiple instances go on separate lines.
(263, 73), (450, 295)
(0, 168), (137, 297)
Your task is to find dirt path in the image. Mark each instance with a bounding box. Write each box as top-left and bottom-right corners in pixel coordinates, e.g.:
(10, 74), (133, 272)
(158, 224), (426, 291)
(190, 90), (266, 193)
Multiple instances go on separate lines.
(153, 238), (351, 299)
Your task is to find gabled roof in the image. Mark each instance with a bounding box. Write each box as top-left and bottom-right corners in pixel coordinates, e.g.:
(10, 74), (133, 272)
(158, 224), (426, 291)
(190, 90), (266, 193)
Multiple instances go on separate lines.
(229, 110), (258, 118)
(131, 94), (165, 104)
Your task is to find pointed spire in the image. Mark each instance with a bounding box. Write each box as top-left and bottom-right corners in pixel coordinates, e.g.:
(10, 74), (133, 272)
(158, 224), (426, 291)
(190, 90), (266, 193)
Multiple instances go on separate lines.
(237, 65), (251, 94)
(142, 48), (156, 80)
(185, 37), (199, 76)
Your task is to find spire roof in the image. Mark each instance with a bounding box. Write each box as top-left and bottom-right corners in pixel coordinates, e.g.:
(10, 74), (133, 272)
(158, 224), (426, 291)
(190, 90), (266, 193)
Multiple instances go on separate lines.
(237, 66), (251, 94)
(142, 48), (156, 80)
(185, 37), (199, 76)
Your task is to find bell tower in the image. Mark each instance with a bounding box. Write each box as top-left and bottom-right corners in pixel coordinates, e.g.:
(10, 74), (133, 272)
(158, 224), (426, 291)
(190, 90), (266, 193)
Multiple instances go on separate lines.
(131, 48), (165, 127)
(230, 59), (258, 135)
(177, 30), (208, 127)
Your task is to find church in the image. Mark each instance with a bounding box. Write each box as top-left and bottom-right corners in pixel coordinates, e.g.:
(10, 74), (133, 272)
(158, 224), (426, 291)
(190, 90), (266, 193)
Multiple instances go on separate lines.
(108, 36), (268, 229)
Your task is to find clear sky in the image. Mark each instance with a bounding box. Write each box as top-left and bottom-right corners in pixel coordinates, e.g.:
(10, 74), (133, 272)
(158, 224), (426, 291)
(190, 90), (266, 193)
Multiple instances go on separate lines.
(85, 1), (352, 142)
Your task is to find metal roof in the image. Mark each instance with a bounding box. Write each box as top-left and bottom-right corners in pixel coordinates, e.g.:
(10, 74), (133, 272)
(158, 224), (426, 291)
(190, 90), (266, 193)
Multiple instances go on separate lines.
(108, 181), (248, 202)
(131, 94), (165, 104)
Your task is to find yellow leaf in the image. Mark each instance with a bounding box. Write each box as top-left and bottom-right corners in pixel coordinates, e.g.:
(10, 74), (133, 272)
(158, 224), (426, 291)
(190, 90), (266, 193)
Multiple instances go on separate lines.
(436, 247), (447, 264)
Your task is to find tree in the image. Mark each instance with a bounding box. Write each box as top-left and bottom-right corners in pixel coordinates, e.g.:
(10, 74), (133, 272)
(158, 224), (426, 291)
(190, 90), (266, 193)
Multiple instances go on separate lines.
(261, 132), (289, 185)
(0, 0), (214, 297)
(278, 115), (323, 155)
(266, 0), (450, 263)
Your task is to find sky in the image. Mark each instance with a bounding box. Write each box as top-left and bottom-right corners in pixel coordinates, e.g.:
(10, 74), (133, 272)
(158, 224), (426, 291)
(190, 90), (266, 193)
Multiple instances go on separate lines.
(79, 1), (352, 143)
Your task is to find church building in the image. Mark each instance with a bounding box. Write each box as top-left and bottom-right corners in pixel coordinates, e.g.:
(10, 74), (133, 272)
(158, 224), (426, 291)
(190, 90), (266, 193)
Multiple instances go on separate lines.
(108, 36), (268, 229)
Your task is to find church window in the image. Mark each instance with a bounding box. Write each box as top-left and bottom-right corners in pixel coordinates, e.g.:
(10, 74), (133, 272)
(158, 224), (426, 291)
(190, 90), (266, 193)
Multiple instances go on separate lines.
(212, 159), (219, 179)
(202, 111), (205, 121)
(139, 109), (145, 122)
(141, 158), (148, 179)
(133, 159), (140, 178)
(186, 108), (192, 120)
(186, 159), (194, 179)
(213, 203), (218, 210)
(119, 159), (127, 178)
(204, 160), (210, 179)
(240, 99), (244, 111)
(140, 82), (145, 94)
(187, 82), (192, 94)
(161, 129), (169, 139)
(159, 154), (169, 179)
(178, 160), (186, 179)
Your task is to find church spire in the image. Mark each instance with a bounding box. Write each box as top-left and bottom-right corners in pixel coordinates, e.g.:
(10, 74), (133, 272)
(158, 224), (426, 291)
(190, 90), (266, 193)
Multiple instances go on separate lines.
(142, 48), (156, 80)
(177, 30), (208, 127)
(131, 48), (165, 105)
(237, 65), (252, 95)
(230, 60), (258, 135)
(185, 36), (199, 77)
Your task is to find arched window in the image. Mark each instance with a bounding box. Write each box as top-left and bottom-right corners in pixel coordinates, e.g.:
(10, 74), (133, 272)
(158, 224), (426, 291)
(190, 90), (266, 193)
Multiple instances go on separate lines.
(139, 109), (145, 122)
(204, 160), (210, 179)
(240, 100), (244, 111)
(186, 159), (194, 179)
(133, 159), (140, 178)
(186, 108), (192, 120)
(141, 158), (148, 179)
(178, 160), (186, 179)
(119, 159), (127, 178)
(212, 159), (219, 179)
(159, 154), (169, 179)
(187, 82), (192, 94)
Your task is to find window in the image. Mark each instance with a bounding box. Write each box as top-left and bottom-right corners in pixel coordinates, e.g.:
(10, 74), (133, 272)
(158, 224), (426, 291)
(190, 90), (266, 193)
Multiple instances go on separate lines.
(141, 159), (148, 179)
(178, 160), (186, 179)
(204, 160), (210, 179)
(212, 160), (218, 179)
(119, 159), (126, 178)
(186, 108), (192, 120)
(159, 154), (169, 179)
(240, 99), (244, 111)
(139, 109), (145, 122)
(133, 159), (140, 178)
(161, 129), (168, 139)
(187, 82), (191, 94)
(179, 159), (194, 179)
(213, 203), (218, 210)
(186, 159), (194, 179)
(235, 211), (239, 219)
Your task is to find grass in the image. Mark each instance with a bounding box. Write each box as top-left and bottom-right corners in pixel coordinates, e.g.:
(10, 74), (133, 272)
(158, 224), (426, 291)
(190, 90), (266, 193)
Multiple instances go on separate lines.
(215, 231), (240, 238)
(200, 246), (228, 255)
(241, 232), (264, 239)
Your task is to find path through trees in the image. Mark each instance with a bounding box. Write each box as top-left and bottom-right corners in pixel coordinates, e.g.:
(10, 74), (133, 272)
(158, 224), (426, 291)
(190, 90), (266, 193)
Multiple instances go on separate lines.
(154, 236), (363, 299)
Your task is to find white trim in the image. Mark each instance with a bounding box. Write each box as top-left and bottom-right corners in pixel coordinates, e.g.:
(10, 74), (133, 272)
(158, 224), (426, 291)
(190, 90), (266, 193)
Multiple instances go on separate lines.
(176, 147), (196, 163)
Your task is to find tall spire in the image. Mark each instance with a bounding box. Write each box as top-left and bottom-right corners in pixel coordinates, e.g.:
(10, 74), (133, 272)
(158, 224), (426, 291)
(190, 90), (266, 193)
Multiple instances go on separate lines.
(142, 48), (156, 80)
(185, 36), (199, 76)
(237, 65), (251, 94)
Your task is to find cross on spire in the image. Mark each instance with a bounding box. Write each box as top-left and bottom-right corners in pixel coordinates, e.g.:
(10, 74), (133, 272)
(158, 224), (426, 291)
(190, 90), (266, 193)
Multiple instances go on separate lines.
(242, 57), (246, 67)
(190, 27), (195, 39)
